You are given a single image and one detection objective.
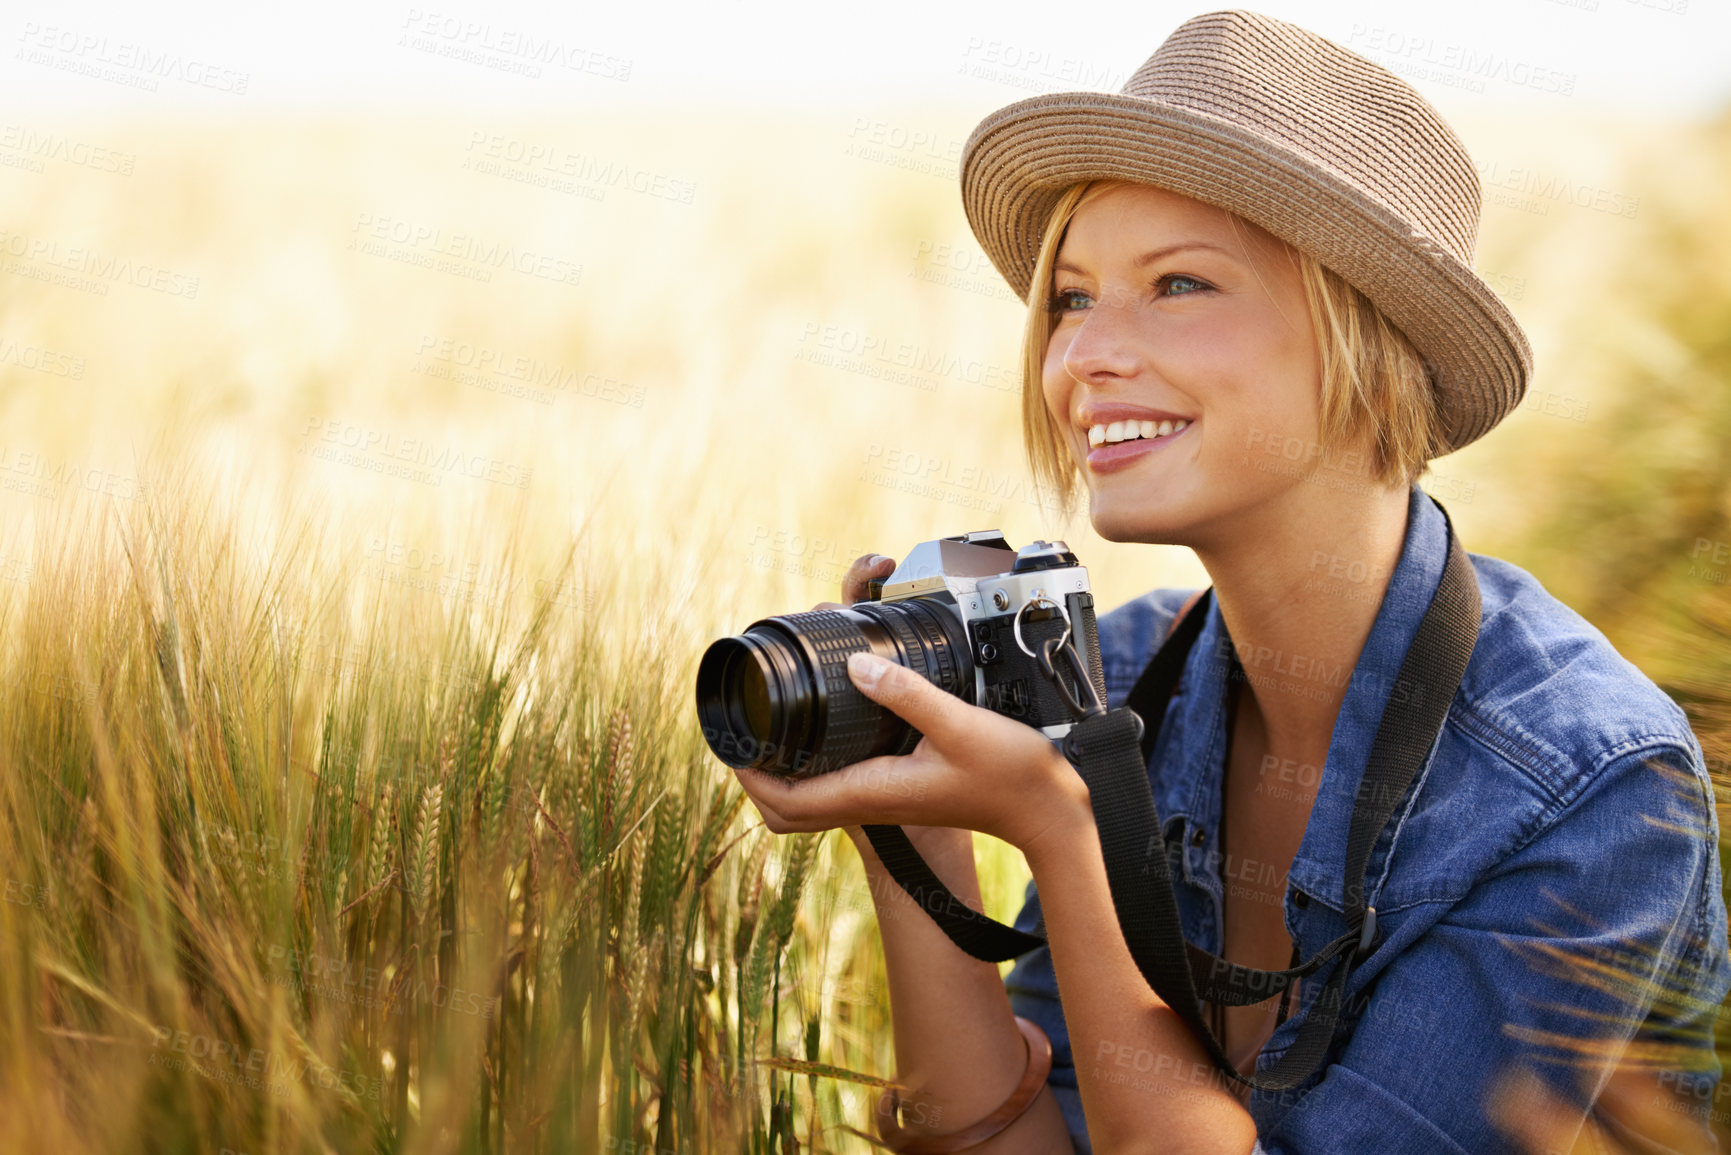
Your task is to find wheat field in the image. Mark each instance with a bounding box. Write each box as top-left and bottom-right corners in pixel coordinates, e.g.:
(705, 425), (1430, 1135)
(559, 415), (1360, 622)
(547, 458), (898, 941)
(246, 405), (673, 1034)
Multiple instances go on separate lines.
(1, 100), (1729, 1152)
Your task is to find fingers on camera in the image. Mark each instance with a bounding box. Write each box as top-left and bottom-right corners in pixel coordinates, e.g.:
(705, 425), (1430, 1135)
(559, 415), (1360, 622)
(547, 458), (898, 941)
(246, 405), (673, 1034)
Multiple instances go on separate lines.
(843, 552), (894, 605)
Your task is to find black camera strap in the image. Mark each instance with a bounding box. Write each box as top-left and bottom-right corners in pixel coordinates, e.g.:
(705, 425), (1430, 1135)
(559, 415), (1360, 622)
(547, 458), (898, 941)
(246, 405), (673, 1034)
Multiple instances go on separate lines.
(861, 503), (1480, 1091)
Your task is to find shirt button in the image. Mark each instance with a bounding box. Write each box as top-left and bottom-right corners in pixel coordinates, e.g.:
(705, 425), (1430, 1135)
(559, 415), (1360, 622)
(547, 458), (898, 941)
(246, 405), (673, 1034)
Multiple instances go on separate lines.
(1190, 827), (1207, 848)
(1292, 890), (1309, 909)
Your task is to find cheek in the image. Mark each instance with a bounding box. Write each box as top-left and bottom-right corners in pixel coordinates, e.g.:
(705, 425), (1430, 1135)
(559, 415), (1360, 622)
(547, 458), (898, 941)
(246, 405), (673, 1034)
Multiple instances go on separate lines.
(1041, 337), (1072, 421)
(1190, 323), (1319, 443)
(1040, 333), (1065, 395)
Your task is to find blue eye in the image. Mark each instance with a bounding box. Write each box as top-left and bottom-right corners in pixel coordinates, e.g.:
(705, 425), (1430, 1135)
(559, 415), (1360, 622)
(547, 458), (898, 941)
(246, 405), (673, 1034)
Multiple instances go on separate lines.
(1160, 274), (1209, 296)
(1045, 275), (1211, 315)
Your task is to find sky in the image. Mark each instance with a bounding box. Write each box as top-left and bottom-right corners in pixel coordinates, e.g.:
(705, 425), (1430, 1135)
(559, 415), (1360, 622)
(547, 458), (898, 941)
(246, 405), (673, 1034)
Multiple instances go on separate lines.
(4, 0), (1727, 121)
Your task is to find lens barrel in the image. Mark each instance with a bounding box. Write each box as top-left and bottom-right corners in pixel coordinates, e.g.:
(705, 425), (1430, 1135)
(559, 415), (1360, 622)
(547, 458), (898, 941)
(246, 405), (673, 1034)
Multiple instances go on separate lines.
(695, 597), (973, 777)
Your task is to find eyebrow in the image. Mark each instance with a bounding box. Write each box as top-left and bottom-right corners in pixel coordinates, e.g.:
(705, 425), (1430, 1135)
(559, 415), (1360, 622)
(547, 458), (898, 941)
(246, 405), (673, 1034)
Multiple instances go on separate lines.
(1054, 241), (1237, 278)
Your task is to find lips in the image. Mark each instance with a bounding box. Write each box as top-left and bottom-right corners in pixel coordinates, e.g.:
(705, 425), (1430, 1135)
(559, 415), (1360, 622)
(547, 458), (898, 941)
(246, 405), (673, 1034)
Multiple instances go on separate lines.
(1083, 418), (1194, 474)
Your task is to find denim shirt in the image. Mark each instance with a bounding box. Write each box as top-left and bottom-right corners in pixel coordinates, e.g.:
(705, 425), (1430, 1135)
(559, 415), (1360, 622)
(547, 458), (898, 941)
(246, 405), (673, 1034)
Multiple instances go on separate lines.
(1005, 484), (1731, 1152)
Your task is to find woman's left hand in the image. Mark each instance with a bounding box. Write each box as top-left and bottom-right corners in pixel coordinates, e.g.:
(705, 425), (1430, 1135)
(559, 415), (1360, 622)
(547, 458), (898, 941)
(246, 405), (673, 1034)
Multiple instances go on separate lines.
(731, 650), (1092, 857)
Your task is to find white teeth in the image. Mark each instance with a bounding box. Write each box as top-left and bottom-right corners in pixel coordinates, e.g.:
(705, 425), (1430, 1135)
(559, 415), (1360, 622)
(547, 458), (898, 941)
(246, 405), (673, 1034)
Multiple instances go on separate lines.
(1086, 417), (1192, 446)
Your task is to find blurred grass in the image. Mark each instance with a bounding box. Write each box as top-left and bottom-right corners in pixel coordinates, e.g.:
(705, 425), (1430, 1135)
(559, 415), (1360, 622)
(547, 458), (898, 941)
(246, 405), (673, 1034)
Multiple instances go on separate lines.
(0, 99), (1727, 1150)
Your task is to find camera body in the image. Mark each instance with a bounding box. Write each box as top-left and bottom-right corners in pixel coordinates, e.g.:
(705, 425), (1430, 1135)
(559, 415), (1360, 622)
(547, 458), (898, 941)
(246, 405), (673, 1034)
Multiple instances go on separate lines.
(695, 529), (1108, 778)
(869, 529), (1107, 738)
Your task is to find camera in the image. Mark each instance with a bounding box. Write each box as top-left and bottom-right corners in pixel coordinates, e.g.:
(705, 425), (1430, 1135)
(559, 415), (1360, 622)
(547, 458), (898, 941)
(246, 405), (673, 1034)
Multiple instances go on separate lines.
(695, 530), (1108, 778)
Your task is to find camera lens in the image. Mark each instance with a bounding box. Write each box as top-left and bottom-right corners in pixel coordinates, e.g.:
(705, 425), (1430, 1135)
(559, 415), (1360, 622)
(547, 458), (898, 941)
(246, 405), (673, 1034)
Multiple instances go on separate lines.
(735, 659), (773, 740)
(695, 598), (974, 777)
(706, 640), (778, 745)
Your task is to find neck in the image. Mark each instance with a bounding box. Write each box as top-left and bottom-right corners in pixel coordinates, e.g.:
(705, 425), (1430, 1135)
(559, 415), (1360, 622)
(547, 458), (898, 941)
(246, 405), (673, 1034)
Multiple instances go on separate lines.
(1190, 480), (1413, 757)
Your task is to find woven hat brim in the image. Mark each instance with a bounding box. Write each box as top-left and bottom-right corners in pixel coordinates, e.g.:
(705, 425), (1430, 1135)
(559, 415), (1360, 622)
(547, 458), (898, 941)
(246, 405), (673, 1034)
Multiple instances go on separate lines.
(961, 90), (1533, 452)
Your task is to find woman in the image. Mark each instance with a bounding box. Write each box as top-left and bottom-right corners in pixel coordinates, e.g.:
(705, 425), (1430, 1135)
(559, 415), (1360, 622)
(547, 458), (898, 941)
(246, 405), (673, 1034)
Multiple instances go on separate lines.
(732, 10), (1729, 1152)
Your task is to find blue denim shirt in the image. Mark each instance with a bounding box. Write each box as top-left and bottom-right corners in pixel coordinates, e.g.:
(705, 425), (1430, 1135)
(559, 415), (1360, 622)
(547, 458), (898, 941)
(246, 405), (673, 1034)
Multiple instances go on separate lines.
(1005, 484), (1730, 1152)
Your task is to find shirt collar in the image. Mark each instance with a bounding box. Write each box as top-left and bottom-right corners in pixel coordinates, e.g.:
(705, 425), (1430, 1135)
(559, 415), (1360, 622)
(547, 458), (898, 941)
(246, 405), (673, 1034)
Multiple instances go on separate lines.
(1161, 483), (1452, 910)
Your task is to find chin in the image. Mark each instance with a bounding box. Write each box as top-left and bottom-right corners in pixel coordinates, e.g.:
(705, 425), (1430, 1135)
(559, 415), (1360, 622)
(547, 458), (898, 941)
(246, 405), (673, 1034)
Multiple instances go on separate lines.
(1087, 493), (1185, 547)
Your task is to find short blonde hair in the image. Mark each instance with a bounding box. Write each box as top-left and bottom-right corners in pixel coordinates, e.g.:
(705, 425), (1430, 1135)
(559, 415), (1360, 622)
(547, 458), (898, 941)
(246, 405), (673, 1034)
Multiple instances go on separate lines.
(1021, 180), (1444, 516)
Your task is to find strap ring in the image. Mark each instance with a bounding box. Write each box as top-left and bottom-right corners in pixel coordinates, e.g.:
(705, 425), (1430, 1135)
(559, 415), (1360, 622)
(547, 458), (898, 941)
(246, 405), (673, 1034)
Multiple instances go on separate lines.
(1353, 906), (1379, 962)
(1011, 591), (1070, 659)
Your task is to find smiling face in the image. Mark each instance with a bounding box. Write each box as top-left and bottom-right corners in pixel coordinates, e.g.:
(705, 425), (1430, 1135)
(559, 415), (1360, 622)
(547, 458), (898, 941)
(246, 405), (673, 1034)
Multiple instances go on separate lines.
(1041, 180), (1330, 548)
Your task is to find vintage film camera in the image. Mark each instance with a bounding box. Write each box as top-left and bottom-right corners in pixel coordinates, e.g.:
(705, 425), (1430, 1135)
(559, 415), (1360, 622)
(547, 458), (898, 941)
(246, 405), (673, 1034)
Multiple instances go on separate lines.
(695, 531), (1108, 778)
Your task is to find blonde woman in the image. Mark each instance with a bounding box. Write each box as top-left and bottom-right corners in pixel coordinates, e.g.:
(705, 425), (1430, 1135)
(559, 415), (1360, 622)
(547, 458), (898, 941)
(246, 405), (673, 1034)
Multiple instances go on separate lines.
(730, 10), (1728, 1152)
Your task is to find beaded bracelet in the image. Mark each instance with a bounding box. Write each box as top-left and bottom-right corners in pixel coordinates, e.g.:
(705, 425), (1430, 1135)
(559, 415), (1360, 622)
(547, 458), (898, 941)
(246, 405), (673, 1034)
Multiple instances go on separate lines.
(873, 1016), (1053, 1154)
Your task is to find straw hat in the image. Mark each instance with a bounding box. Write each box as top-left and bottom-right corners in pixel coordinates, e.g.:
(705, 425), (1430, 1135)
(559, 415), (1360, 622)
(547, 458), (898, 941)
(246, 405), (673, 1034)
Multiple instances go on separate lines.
(959, 8), (1531, 451)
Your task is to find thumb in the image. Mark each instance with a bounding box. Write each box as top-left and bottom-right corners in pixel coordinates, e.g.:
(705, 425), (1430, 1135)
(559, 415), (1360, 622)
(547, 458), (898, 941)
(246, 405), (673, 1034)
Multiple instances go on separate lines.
(846, 651), (964, 743)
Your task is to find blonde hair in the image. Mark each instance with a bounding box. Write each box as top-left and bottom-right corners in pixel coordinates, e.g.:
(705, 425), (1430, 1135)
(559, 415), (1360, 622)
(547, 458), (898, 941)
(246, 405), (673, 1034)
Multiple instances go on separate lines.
(1021, 180), (1444, 516)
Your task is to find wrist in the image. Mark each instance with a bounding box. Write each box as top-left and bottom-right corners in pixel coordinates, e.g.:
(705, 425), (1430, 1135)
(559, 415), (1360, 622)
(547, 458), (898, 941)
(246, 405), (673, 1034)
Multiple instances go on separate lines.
(1013, 749), (1095, 869)
(875, 1016), (1053, 1153)
(1010, 775), (1093, 876)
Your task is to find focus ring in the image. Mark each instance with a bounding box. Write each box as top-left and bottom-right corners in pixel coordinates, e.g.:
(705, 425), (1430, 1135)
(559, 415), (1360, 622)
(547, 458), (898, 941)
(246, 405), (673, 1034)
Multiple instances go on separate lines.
(773, 611), (885, 776)
(855, 604), (935, 758)
(898, 599), (971, 705)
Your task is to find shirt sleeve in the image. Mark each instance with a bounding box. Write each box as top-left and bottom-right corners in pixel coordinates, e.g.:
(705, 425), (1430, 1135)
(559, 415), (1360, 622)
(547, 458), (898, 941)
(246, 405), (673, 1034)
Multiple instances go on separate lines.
(1255, 742), (1729, 1153)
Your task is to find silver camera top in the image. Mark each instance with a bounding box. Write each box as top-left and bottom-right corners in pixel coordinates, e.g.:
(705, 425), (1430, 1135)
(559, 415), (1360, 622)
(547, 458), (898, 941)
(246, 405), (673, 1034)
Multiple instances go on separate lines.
(879, 531), (1079, 596)
(879, 530), (1090, 693)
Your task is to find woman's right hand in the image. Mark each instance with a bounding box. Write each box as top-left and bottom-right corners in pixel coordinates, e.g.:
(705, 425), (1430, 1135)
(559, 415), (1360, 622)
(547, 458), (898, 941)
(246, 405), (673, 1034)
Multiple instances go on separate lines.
(815, 552), (979, 874)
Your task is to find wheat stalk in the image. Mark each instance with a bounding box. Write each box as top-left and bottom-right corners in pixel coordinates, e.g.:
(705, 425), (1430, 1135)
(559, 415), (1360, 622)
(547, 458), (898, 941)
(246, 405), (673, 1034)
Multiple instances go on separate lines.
(606, 705), (634, 839)
(410, 782), (444, 928)
(365, 782), (396, 895)
(734, 832), (771, 970)
(623, 926), (663, 1049)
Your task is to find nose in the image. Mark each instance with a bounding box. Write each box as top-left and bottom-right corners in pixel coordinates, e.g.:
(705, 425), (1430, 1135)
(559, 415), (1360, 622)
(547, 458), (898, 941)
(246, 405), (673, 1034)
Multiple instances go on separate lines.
(1058, 286), (1143, 387)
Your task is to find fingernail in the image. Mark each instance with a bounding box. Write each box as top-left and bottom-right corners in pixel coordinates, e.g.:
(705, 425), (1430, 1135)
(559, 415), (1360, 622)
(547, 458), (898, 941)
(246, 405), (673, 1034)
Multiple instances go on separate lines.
(848, 651), (888, 687)
(870, 554), (894, 569)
